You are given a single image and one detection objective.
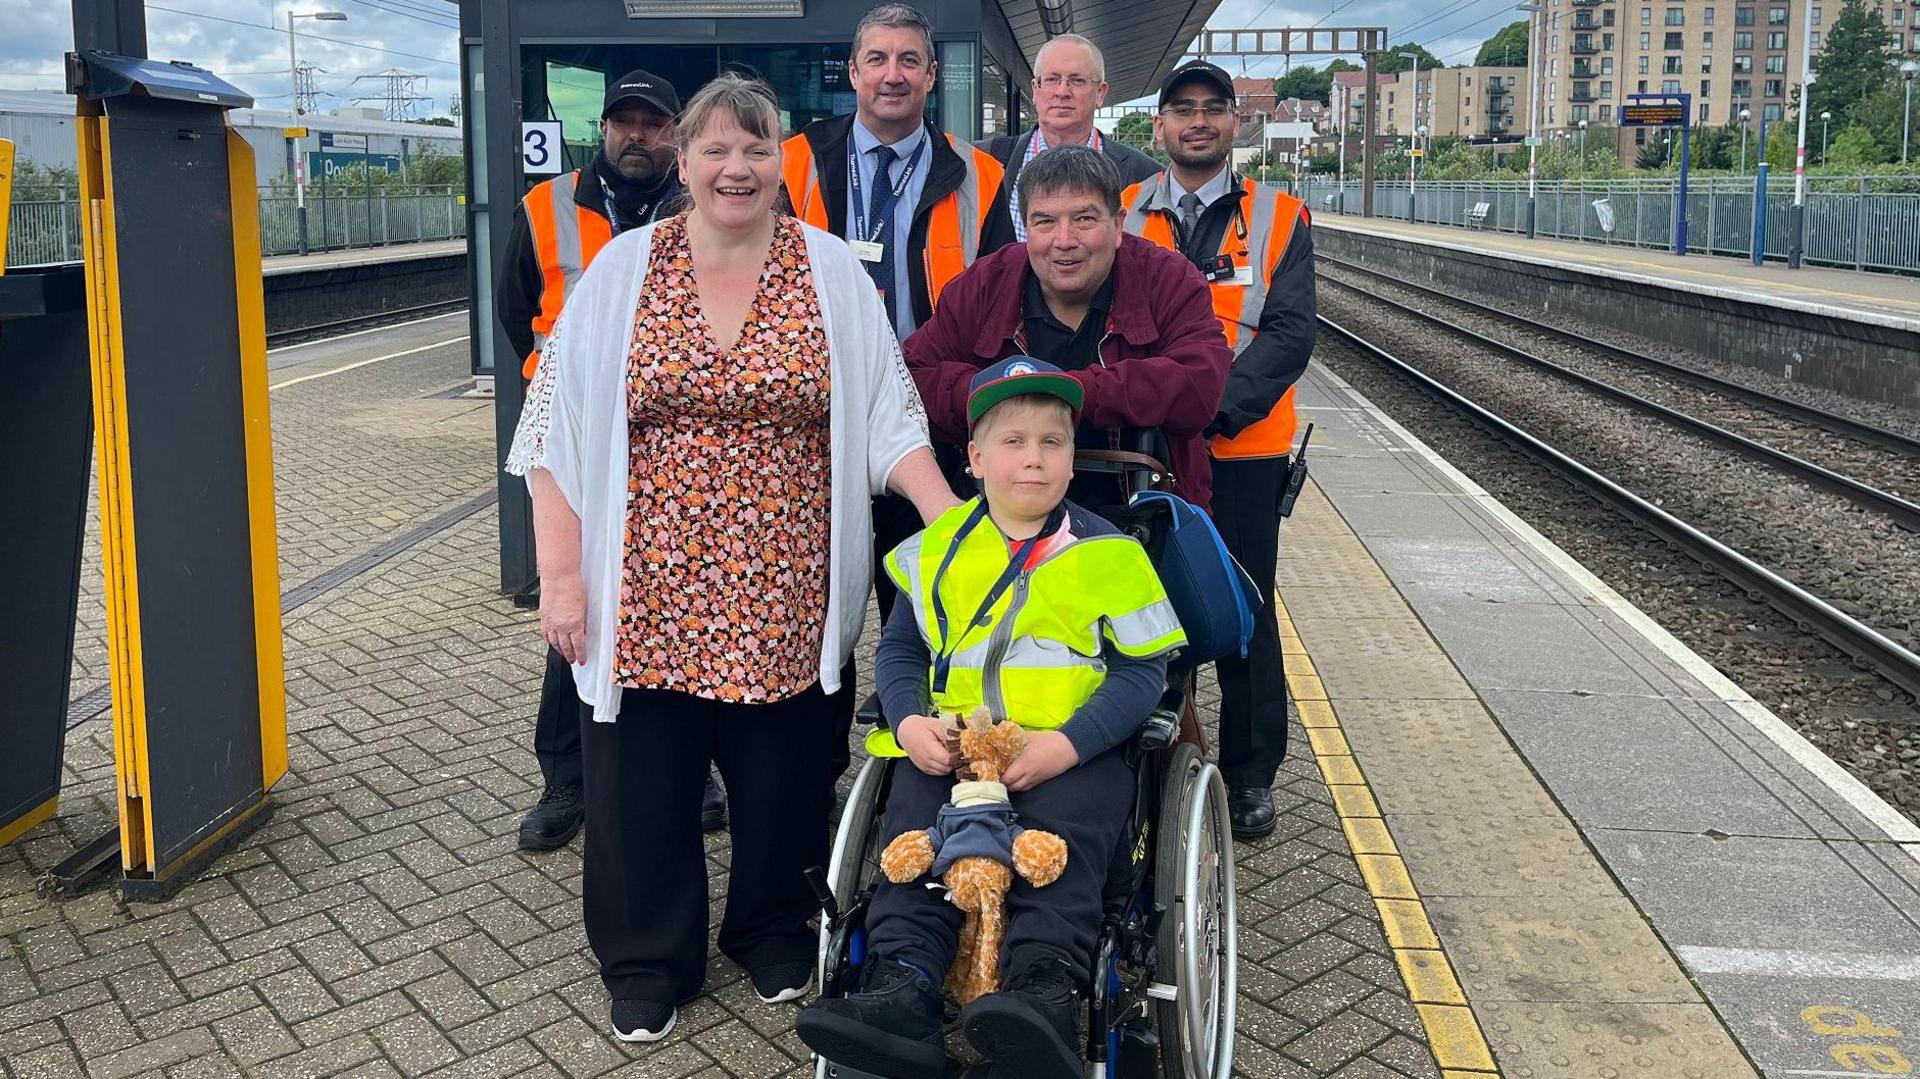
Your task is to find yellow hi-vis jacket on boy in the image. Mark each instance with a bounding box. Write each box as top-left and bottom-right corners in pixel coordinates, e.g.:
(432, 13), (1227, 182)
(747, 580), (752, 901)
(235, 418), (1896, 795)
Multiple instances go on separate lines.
(867, 498), (1187, 759)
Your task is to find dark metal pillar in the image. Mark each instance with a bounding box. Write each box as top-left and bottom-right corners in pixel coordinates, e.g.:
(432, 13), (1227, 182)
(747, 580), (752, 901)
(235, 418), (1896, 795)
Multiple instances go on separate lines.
(71, 0), (147, 56)
(1361, 53), (1377, 218)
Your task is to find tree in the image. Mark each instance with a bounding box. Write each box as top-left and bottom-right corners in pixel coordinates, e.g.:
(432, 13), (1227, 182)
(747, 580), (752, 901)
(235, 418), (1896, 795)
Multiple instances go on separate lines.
(1114, 111), (1154, 150)
(1636, 137), (1672, 169)
(1374, 44), (1445, 74)
(1272, 58), (1359, 105)
(1475, 21), (1531, 68)
(1827, 124), (1886, 166)
(407, 116), (456, 128)
(1808, 0), (1897, 130)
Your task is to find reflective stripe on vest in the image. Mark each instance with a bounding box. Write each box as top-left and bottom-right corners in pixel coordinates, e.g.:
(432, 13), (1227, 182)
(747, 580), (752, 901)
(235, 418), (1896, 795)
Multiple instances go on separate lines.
(522, 171), (613, 379)
(779, 131), (997, 317)
(1121, 176), (1305, 459)
(866, 499), (1186, 758)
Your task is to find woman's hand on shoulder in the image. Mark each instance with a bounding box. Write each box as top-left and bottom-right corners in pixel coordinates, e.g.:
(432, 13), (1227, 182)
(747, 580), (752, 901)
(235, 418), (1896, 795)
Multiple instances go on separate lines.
(541, 573), (589, 666)
(897, 715), (955, 776)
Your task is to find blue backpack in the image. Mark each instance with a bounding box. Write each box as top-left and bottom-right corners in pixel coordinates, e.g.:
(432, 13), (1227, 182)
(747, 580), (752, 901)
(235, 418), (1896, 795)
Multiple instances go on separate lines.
(1128, 490), (1261, 671)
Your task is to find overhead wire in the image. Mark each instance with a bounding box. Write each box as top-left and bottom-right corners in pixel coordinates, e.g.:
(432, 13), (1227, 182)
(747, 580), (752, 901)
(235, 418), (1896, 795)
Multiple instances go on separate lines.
(146, 4), (460, 68)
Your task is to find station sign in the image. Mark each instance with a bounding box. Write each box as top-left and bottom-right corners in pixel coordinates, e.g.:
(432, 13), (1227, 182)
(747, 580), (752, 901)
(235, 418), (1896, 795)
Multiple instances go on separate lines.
(320, 131), (369, 152)
(521, 121), (564, 175)
(1620, 102), (1685, 126)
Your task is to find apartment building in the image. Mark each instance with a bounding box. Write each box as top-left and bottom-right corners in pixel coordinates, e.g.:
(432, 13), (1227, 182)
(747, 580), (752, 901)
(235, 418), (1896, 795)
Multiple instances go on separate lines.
(1534, 0), (1919, 155)
(1376, 65), (1535, 140)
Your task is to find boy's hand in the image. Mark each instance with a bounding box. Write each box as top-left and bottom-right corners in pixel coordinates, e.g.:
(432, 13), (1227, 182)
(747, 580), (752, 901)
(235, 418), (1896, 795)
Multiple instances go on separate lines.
(1004, 731), (1079, 792)
(898, 715), (955, 776)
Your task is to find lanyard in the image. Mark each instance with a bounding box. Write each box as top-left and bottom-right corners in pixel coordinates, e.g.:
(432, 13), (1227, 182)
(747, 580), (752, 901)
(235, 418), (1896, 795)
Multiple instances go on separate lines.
(927, 502), (1064, 694)
(600, 173), (674, 237)
(848, 135), (928, 245)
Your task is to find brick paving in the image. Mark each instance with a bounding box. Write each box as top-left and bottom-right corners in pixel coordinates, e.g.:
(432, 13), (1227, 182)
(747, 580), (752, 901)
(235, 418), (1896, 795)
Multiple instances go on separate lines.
(3, 339), (1437, 1077)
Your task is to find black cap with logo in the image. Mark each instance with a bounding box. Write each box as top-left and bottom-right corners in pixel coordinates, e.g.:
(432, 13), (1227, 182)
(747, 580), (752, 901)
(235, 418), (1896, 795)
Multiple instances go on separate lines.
(602, 69), (681, 119)
(1158, 60), (1236, 107)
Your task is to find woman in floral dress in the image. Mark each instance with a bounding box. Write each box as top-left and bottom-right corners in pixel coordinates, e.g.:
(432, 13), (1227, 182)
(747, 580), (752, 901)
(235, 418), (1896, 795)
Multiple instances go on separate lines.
(506, 73), (959, 1042)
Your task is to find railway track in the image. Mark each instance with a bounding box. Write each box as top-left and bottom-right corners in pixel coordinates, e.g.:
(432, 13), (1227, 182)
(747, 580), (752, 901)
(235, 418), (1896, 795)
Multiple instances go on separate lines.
(1315, 313), (1920, 704)
(267, 299), (468, 348)
(1316, 254), (1920, 460)
(1314, 268), (1920, 531)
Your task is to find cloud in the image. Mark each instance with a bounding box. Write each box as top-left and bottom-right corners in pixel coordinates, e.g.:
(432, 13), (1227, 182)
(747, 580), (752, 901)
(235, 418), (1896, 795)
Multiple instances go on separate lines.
(0, 0), (462, 116)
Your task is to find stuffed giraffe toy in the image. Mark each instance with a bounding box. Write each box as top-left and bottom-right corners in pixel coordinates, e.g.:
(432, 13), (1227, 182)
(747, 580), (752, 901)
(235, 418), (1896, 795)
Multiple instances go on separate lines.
(879, 707), (1071, 1006)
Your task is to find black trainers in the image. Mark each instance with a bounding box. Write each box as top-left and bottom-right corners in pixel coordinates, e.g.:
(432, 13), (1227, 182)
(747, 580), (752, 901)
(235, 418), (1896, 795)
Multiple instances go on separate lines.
(610, 998), (675, 1042)
(702, 771), (727, 833)
(518, 783), (584, 851)
(1228, 786), (1277, 840)
(795, 954), (949, 1078)
(961, 956), (1082, 1079)
(749, 959), (812, 1004)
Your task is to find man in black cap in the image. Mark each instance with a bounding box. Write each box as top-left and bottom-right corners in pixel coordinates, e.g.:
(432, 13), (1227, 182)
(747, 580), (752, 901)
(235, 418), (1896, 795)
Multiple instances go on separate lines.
(1119, 59), (1317, 842)
(498, 69), (727, 851)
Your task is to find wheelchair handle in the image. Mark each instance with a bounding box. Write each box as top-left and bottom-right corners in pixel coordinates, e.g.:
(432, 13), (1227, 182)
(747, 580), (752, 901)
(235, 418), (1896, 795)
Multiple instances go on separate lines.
(804, 865), (840, 925)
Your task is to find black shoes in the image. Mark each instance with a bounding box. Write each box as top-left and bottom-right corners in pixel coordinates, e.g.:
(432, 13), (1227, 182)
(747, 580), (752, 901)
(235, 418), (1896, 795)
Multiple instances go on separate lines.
(749, 959), (812, 1004)
(1228, 785), (1277, 840)
(960, 956), (1082, 1079)
(518, 782), (584, 850)
(795, 954), (950, 1078)
(610, 998), (676, 1042)
(702, 771), (727, 833)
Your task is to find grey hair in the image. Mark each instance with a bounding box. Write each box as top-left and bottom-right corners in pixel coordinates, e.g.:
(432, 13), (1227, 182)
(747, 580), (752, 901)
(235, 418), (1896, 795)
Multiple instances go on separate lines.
(675, 71), (782, 147)
(1034, 34), (1105, 84)
(852, 3), (935, 59)
(1016, 144), (1122, 220)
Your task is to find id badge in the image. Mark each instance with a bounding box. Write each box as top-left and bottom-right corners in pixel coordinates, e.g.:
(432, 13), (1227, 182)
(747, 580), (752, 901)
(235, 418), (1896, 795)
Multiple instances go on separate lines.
(852, 239), (885, 263)
(1230, 264), (1255, 287)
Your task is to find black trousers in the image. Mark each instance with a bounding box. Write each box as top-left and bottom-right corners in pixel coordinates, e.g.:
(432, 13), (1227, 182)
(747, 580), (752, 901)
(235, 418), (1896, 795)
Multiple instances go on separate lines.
(1210, 455), (1291, 790)
(533, 647), (584, 791)
(864, 749), (1134, 987)
(580, 672), (853, 1003)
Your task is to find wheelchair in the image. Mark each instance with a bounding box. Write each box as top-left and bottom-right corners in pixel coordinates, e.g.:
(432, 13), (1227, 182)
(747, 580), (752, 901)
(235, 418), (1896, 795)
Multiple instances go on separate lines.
(805, 438), (1239, 1079)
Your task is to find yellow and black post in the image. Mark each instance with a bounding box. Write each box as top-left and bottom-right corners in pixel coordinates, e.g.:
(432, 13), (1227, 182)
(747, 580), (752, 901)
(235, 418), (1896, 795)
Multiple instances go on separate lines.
(0, 138), (95, 851)
(65, 51), (288, 900)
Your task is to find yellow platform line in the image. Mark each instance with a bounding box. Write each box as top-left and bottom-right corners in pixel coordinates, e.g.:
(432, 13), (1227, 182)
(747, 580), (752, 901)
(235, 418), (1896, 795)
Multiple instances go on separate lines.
(1276, 597), (1501, 1078)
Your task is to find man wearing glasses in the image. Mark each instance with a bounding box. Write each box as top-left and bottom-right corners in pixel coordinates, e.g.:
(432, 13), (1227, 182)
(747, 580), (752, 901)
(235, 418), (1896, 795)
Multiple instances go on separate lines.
(1120, 60), (1317, 843)
(979, 34), (1160, 243)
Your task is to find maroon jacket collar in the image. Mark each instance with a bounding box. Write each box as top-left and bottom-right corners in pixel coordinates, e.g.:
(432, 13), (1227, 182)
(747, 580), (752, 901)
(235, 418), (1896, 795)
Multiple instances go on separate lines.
(968, 233), (1173, 359)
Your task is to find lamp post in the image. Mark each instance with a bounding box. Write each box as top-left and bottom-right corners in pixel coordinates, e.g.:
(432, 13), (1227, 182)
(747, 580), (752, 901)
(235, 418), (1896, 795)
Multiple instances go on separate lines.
(1903, 60), (1919, 164)
(1517, 2), (1543, 237)
(287, 8), (347, 256)
(1578, 118), (1589, 182)
(1788, 0), (1815, 268)
(1739, 106), (1752, 172)
(1820, 110), (1831, 164)
(1336, 81), (1348, 211)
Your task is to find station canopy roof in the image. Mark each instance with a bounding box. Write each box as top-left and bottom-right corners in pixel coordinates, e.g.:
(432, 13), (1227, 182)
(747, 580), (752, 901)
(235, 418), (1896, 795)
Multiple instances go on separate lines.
(995, 0), (1222, 101)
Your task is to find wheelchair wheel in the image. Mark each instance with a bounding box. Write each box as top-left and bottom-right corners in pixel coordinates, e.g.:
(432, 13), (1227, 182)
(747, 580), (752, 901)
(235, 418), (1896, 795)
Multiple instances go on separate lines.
(1151, 744), (1238, 1079)
(816, 756), (892, 1079)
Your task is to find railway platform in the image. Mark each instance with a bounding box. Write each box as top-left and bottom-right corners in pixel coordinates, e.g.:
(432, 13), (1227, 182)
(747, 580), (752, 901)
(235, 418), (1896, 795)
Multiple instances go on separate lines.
(4, 306), (1918, 1075)
(261, 240), (468, 279)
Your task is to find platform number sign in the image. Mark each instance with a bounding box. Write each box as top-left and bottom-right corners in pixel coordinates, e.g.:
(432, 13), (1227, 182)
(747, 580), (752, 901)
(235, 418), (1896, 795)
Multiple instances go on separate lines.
(521, 121), (564, 175)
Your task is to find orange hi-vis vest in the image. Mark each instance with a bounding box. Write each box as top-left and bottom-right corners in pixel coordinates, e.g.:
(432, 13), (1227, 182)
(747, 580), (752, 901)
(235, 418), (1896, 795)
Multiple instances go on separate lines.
(521, 170), (613, 380)
(780, 130), (999, 315)
(1120, 175), (1307, 460)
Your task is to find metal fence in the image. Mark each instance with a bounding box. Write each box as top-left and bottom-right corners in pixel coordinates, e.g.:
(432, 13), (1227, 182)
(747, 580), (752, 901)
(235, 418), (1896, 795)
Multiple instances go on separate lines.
(7, 186), (466, 267)
(1296, 176), (1920, 275)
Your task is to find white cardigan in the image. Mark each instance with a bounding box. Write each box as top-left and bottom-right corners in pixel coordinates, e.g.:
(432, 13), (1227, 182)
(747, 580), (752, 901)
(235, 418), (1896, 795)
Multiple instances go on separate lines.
(506, 218), (931, 719)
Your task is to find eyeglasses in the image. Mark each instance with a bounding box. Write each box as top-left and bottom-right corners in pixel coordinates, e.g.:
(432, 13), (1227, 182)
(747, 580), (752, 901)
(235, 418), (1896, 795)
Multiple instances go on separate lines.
(1160, 102), (1232, 120)
(1036, 74), (1095, 91)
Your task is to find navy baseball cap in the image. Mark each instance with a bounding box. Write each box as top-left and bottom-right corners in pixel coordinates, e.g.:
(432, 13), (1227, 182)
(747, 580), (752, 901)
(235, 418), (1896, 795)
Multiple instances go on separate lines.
(603, 69), (680, 119)
(1159, 60), (1236, 106)
(967, 356), (1084, 427)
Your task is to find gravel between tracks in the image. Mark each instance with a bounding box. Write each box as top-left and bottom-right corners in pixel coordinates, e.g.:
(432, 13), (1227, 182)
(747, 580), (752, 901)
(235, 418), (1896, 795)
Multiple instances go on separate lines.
(1312, 327), (1920, 826)
(1317, 265), (1920, 506)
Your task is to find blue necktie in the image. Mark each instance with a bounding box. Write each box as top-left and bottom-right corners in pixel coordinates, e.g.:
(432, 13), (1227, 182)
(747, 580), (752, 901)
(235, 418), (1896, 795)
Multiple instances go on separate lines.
(864, 144), (899, 328)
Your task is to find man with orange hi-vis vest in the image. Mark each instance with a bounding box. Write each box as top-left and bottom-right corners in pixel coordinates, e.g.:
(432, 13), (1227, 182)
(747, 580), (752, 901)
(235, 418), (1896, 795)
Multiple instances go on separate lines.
(497, 69), (726, 851)
(1121, 60), (1317, 842)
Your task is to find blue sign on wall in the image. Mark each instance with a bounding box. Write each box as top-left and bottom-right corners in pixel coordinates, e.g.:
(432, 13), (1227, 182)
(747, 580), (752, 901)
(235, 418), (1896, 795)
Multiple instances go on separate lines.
(306, 151), (402, 181)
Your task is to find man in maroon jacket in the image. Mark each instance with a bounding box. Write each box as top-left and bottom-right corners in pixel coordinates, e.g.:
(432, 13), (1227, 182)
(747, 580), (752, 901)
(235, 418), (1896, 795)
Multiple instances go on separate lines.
(904, 144), (1231, 512)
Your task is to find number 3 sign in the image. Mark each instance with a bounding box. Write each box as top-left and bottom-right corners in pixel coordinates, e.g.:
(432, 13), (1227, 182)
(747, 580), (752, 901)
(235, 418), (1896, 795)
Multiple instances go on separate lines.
(521, 121), (563, 175)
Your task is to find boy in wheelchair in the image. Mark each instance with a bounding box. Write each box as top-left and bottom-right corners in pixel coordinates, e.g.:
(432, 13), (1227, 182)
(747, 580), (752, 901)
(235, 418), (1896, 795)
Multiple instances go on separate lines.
(796, 358), (1187, 1079)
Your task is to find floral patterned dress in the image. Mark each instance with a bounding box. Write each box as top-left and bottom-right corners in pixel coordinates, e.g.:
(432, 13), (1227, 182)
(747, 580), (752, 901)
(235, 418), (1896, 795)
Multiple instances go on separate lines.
(614, 215), (832, 703)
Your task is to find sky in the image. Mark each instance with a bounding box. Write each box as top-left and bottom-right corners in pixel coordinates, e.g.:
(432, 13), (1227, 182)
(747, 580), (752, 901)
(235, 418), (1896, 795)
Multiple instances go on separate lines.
(0, 0), (1524, 115)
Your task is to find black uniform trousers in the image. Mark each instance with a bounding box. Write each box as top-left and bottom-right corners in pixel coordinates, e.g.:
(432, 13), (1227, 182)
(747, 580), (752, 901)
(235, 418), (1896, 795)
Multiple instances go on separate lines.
(533, 647), (584, 791)
(1210, 455), (1292, 791)
(581, 669), (853, 1004)
(864, 747), (1134, 987)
